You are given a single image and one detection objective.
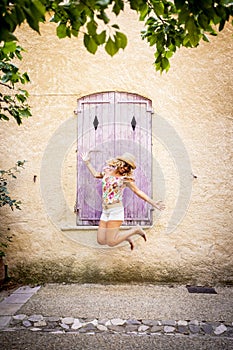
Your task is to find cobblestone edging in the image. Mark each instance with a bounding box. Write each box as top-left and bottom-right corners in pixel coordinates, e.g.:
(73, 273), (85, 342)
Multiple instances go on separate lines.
(1, 315), (233, 337)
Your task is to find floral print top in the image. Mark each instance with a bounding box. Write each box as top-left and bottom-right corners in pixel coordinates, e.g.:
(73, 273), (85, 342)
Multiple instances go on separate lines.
(102, 167), (126, 205)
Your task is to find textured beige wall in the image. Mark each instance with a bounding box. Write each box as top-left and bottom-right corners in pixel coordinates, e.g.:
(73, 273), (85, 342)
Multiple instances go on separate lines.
(0, 8), (232, 285)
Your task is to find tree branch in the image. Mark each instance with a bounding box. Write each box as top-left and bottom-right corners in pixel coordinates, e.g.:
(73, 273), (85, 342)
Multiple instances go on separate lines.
(0, 82), (13, 89)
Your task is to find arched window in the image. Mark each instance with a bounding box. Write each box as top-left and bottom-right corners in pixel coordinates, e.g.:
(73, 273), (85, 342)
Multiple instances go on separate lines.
(76, 91), (153, 226)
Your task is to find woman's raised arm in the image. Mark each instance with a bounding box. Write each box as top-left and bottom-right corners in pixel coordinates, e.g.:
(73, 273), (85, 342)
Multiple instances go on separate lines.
(126, 181), (165, 211)
(80, 152), (103, 178)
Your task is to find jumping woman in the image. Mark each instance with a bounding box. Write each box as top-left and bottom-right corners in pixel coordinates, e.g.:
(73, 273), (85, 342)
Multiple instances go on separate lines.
(81, 151), (165, 250)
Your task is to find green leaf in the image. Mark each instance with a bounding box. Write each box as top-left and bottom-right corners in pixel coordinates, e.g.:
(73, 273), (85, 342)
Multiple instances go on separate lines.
(23, 7), (40, 33)
(87, 20), (97, 36)
(112, 24), (120, 29)
(185, 16), (195, 32)
(0, 29), (17, 42)
(97, 10), (110, 24)
(165, 50), (173, 59)
(178, 8), (189, 23)
(219, 19), (226, 31)
(183, 35), (190, 46)
(189, 32), (200, 46)
(57, 23), (67, 38)
(161, 57), (170, 71)
(112, 0), (124, 15)
(115, 32), (127, 49)
(22, 72), (30, 83)
(174, 0), (185, 10)
(153, 2), (164, 16)
(198, 13), (209, 30)
(0, 114), (9, 121)
(31, 0), (46, 16)
(93, 30), (106, 45)
(2, 42), (17, 54)
(14, 5), (26, 24)
(139, 3), (149, 20)
(18, 109), (31, 117)
(83, 34), (98, 54)
(105, 37), (119, 56)
(148, 34), (157, 46)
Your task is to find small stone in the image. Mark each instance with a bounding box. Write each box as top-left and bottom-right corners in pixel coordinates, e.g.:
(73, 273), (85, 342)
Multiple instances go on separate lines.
(164, 326), (176, 333)
(138, 325), (150, 332)
(201, 323), (213, 334)
(189, 324), (200, 334)
(105, 320), (111, 326)
(46, 322), (59, 329)
(97, 324), (108, 332)
(45, 316), (60, 322)
(13, 314), (27, 321)
(28, 315), (44, 322)
(51, 330), (64, 334)
(189, 320), (199, 326)
(125, 325), (139, 333)
(177, 325), (189, 334)
(150, 326), (163, 333)
(83, 323), (96, 331)
(34, 321), (47, 327)
(150, 320), (162, 326)
(162, 320), (176, 326)
(127, 319), (141, 325)
(177, 320), (188, 326)
(10, 318), (22, 326)
(111, 318), (126, 326)
(71, 319), (82, 330)
(79, 328), (89, 333)
(226, 327), (233, 337)
(108, 325), (125, 332)
(30, 327), (41, 332)
(99, 319), (108, 325)
(142, 319), (154, 326)
(214, 324), (227, 335)
(61, 317), (74, 325)
(0, 316), (12, 328)
(89, 319), (98, 326)
(22, 320), (32, 328)
(60, 323), (69, 330)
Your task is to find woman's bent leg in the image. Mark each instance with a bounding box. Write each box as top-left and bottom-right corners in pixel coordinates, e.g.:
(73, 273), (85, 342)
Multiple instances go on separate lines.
(105, 221), (147, 247)
(97, 220), (107, 245)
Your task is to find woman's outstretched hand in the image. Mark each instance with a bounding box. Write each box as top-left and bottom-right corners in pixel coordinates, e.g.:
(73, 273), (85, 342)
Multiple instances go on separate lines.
(80, 151), (90, 162)
(152, 200), (165, 211)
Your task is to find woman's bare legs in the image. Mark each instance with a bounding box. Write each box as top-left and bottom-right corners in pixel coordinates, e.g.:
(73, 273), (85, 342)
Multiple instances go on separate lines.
(97, 220), (134, 249)
(97, 220), (107, 245)
(97, 220), (147, 248)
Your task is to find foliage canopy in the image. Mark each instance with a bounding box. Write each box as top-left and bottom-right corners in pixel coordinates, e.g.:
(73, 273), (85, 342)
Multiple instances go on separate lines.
(0, 0), (232, 124)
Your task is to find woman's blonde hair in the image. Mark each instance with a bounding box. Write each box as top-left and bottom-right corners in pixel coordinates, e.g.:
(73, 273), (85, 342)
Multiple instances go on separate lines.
(106, 158), (134, 177)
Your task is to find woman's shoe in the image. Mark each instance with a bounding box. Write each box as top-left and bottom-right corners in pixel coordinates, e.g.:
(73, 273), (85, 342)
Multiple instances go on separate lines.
(127, 239), (134, 250)
(136, 225), (147, 242)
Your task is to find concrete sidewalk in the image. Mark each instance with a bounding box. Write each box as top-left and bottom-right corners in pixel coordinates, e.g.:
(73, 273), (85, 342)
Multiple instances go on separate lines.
(0, 283), (233, 349)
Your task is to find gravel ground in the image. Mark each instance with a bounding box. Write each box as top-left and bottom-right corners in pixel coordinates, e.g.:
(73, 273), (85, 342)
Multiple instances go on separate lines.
(1, 331), (233, 350)
(19, 284), (233, 321)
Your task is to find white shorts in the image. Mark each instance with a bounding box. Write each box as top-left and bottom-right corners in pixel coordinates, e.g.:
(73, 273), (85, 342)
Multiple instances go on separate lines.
(100, 206), (124, 222)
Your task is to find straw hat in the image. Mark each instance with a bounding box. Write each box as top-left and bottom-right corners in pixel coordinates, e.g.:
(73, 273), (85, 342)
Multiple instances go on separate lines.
(116, 152), (136, 169)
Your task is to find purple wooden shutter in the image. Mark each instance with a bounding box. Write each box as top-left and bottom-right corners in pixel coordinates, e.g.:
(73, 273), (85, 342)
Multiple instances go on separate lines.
(76, 92), (153, 226)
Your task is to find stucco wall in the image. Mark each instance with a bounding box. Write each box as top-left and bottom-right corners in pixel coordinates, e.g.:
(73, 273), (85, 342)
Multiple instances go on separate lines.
(0, 8), (232, 285)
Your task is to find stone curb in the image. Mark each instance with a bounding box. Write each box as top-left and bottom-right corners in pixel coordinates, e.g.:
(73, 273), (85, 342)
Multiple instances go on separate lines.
(1, 315), (233, 338)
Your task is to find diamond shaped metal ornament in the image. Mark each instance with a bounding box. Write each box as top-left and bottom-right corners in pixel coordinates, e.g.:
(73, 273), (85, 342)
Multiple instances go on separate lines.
(93, 116), (99, 130)
(131, 116), (136, 131)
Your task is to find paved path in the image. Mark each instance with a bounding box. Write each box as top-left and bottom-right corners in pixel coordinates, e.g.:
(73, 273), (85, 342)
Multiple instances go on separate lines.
(0, 283), (233, 349)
